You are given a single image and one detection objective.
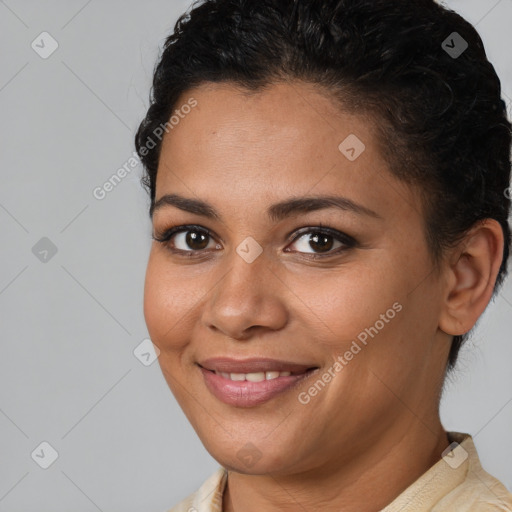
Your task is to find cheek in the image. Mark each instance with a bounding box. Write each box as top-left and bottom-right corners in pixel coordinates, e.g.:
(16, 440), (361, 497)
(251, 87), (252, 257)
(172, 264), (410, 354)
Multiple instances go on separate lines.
(301, 253), (437, 374)
(143, 251), (195, 351)
(287, 260), (403, 350)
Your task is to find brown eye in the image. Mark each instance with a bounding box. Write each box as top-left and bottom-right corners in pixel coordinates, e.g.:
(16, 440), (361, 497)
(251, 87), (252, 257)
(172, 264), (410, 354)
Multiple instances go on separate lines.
(169, 229), (217, 251)
(153, 225), (219, 253)
(308, 233), (334, 253)
(287, 228), (356, 256)
(184, 230), (210, 250)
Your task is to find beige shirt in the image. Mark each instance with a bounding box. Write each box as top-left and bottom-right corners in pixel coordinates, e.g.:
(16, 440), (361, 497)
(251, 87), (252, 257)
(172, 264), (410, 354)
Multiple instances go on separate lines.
(168, 432), (512, 511)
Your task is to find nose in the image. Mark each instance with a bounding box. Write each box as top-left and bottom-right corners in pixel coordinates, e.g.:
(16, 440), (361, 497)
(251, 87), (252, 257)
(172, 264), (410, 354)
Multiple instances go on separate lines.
(200, 246), (288, 340)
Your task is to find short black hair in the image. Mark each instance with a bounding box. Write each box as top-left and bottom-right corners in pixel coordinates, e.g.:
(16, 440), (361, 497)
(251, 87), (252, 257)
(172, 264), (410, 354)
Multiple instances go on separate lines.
(135, 0), (512, 370)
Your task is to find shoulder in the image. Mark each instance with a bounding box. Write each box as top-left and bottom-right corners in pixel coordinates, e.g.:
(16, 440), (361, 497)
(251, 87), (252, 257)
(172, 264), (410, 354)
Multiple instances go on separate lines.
(166, 467), (228, 512)
(382, 432), (512, 512)
(435, 475), (512, 511)
(433, 433), (512, 511)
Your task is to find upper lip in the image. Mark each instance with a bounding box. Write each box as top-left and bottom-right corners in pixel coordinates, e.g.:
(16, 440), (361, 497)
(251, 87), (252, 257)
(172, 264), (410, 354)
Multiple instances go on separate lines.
(198, 357), (317, 374)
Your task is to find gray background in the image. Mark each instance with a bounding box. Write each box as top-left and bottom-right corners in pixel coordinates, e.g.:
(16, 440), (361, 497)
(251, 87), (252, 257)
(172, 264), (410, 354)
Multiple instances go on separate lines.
(0, 1), (511, 510)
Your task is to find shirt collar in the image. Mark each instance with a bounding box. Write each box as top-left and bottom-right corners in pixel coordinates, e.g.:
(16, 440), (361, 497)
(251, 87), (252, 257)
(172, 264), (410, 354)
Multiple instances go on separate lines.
(380, 431), (473, 511)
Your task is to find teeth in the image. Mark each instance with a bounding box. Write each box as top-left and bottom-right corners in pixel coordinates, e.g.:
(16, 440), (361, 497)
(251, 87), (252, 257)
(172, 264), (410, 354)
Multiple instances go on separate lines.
(215, 370), (294, 381)
(246, 372), (265, 382)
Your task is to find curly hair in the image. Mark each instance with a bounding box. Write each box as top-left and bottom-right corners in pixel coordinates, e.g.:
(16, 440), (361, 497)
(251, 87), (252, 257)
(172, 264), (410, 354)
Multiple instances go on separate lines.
(135, 0), (512, 370)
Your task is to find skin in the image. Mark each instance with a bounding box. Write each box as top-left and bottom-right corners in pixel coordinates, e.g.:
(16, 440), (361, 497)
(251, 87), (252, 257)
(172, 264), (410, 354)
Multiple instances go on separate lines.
(143, 81), (504, 512)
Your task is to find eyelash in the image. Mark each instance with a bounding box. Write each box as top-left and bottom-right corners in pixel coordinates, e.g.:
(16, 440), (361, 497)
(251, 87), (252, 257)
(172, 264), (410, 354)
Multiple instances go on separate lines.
(152, 224), (357, 259)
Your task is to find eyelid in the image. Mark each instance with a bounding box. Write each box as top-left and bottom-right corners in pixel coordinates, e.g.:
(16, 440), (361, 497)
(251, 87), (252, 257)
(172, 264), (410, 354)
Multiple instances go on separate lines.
(285, 226), (357, 256)
(153, 223), (357, 256)
(286, 225), (356, 245)
(152, 224), (217, 243)
(152, 225), (220, 258)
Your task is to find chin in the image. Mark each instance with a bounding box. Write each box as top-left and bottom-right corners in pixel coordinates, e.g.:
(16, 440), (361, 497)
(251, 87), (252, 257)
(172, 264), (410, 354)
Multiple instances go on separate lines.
(210, 449), (290, 475)
(195, 427), (301, 475)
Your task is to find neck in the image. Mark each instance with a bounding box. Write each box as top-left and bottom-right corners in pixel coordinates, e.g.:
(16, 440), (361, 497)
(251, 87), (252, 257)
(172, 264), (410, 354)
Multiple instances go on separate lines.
(223, 419), (450, 512)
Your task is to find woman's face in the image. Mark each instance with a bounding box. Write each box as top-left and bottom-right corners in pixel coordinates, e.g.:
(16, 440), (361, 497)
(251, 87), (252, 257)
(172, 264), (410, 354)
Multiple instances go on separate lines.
(144, 82), (451, 475)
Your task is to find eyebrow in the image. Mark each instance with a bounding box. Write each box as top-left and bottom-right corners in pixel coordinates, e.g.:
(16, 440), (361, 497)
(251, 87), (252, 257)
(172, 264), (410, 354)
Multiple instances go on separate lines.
(150, 193), (382, 221)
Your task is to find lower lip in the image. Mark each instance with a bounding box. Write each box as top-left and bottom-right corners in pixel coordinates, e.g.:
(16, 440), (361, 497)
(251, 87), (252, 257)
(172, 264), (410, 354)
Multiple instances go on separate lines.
(200, 367), (316, 407)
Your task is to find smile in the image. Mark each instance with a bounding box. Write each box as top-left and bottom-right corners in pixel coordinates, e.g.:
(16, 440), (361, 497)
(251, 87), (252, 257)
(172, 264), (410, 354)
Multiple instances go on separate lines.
(197, 358), (318, 407)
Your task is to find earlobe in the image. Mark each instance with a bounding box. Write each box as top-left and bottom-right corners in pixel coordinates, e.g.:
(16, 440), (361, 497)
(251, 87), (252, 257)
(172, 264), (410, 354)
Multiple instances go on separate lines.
(438, 219), (504, 336)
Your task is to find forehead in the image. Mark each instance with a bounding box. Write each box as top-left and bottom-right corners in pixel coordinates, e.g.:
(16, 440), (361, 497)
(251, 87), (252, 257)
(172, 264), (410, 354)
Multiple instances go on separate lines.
(155, 81), (419, 222)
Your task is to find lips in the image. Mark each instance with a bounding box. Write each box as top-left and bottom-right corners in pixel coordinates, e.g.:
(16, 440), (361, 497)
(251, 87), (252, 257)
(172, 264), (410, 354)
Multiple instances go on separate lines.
(198, 357), (319, 407)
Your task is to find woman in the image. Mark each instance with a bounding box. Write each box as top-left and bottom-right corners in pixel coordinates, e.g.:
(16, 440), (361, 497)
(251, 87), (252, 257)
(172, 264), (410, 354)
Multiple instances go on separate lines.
(135, 0), (512, 510)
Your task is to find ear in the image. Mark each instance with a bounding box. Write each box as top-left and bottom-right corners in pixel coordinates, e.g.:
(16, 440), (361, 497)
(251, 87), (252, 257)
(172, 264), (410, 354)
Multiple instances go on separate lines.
(439, 219), (504, 336)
